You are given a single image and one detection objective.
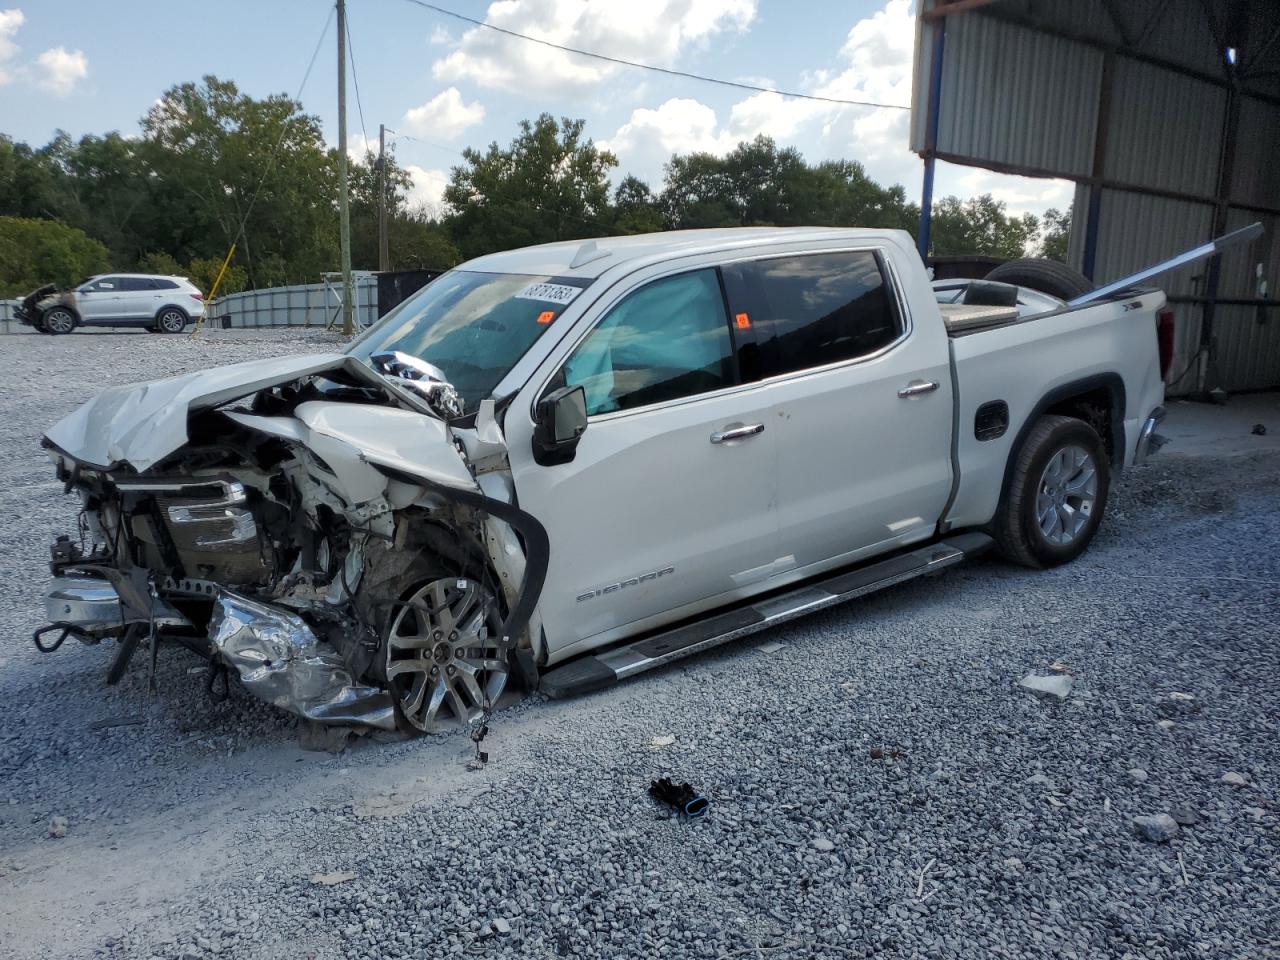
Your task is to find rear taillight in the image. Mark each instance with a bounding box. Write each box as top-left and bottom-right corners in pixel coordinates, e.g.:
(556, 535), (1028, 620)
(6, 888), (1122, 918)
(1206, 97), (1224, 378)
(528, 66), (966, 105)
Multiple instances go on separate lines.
(1156, 307), (1175, 381)
(190, 292), (204, 301)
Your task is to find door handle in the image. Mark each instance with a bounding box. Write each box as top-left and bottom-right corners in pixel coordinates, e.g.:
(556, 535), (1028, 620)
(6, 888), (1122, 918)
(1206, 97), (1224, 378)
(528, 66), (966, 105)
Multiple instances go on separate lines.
(711, 423), (765, 444)
(897, 380), (940, 398)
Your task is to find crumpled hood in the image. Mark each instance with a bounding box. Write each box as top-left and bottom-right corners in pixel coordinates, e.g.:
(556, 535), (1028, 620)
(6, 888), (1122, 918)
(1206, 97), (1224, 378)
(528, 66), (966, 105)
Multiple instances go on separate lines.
(45, 353), (353, 471)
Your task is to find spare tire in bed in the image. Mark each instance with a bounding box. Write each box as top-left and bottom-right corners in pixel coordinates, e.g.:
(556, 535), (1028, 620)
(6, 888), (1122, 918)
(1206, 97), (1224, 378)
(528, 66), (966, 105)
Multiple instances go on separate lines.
(984, 258), (1094, 300)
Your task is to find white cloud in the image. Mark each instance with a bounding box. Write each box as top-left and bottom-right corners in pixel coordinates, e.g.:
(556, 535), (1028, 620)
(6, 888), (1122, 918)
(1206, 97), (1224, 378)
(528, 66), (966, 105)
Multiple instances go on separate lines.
(406, 164), (450, 214)
(600, 97), (733, 161)
(36, 45), (88, 96)
(0, 8), (24, 85)
(429, 24), (452, 46)
(402, 86), (485, 140)
(939, 163), (1075, 219)
(433, 0), (756, 97)
(347, 132), (376, 162)
(601, 0), (916, 188)
(597, 0), (1066, 224)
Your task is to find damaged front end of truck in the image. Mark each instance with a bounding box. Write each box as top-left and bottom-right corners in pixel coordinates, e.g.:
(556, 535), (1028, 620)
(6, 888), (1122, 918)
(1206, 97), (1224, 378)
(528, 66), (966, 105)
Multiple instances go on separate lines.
(37, 351), (547, 732)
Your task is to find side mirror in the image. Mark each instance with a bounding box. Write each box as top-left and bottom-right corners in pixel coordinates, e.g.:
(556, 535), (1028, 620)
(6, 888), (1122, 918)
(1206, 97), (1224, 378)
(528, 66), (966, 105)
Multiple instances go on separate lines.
(533, 384), (587, 466)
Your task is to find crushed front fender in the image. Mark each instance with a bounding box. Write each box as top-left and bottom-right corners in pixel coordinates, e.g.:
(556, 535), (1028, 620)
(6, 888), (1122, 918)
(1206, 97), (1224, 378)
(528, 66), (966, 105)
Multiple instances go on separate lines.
(209, 591), (397, 730)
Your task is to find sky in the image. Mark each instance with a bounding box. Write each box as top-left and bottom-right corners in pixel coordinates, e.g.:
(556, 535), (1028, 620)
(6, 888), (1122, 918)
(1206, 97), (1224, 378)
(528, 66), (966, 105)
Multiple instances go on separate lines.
(0, 0), (1074, 222)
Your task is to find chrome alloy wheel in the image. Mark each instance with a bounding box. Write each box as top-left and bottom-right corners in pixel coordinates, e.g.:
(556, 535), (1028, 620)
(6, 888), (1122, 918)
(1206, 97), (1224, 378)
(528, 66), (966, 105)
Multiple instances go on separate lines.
(158, 309), (186, 333)
(385, 577), (507, 731)
(44, 308), (75, 334)
(1036, 444), (1097, 546)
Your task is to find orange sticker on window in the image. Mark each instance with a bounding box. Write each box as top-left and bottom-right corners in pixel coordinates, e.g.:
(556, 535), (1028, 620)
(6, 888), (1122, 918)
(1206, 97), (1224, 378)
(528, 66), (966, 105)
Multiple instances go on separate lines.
(735, 312), (751, 329)
(536, 310), (556, 325)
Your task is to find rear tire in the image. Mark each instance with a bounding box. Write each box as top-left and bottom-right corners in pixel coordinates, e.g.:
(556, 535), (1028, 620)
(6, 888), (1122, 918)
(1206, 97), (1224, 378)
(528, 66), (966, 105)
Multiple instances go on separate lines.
(994, 415), (1110, 568)
(155, 307), (188, 334)
(985, 259), (1093, 300)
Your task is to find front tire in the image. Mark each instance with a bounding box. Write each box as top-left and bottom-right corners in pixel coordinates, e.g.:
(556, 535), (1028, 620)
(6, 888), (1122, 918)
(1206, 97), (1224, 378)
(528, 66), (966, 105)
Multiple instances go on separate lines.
(994, 415), (1110, 568)
(383, 570), (509, 732)
(42, 307), (76, 335)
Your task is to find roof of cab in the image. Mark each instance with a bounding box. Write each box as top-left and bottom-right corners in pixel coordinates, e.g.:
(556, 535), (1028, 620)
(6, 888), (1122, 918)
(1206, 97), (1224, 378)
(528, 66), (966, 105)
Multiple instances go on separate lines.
(457, 227), (911, 280)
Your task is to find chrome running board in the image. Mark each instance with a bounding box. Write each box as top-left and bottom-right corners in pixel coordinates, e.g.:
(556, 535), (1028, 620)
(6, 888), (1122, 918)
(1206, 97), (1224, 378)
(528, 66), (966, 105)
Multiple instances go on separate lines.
(539, 532), (993, 698)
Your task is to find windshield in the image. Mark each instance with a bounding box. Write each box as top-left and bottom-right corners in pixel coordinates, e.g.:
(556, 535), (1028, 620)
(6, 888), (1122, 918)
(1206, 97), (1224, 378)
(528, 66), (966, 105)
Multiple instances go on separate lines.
(348, 270), (591, 413)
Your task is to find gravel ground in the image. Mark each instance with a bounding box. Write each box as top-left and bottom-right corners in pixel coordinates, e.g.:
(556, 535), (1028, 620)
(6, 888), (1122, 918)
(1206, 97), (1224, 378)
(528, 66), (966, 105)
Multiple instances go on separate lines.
(0, 329), (1277, 960)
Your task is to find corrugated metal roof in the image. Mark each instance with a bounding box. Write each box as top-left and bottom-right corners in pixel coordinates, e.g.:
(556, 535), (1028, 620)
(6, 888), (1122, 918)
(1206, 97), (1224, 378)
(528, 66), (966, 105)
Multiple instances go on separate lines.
(934, 13), (1101, 177)
(1101, 58), (1225, 197)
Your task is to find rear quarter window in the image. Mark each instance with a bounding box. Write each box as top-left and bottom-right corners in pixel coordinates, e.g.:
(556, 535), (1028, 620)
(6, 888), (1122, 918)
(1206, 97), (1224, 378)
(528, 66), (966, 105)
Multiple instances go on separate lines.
(724, 251), (902, 378)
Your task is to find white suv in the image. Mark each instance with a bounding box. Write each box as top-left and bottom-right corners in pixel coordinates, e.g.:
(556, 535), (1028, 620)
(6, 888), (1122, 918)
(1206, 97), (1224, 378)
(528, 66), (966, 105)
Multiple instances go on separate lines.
(25, 274), (205, 334)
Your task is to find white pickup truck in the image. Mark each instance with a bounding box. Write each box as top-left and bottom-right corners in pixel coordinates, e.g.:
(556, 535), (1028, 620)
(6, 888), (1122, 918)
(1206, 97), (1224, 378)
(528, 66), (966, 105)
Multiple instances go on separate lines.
(39, 227), (1176, 732)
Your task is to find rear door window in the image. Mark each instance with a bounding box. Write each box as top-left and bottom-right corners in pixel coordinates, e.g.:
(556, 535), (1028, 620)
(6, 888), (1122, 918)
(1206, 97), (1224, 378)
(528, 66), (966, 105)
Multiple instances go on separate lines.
(562, 268), (735, 416)
(120, 278), (153, 291)
(723, 251), (902, 379)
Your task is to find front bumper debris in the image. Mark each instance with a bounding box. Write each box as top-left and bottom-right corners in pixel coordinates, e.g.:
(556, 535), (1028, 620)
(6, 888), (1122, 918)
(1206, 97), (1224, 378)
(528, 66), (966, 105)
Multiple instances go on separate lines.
(45, 576), (124, 635)
(1134, 406), (1168, 464)
(209, 592), (397, 730)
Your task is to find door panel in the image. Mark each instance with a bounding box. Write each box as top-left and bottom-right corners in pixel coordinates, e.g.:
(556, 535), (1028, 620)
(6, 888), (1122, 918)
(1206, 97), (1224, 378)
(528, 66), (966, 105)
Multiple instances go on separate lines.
(767, 342), (953, 568)
(118, 278), (158, 319)
(725, 250), (954, 572)
(512, 393), (778, 652)
(77, 278), (123, 322)
(506, 265), (780, 661)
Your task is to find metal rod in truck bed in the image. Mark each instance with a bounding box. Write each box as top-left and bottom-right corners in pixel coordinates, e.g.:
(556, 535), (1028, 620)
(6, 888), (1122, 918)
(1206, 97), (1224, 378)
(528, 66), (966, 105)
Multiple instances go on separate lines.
(1068, 222), (1264, 306)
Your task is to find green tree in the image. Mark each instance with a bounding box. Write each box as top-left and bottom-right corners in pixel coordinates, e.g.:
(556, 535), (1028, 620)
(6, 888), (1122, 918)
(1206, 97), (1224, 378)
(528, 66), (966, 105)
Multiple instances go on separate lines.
(611, 175), (664, 234)
(928, 194), (1040, 259)
(347, 146), (459, 270)
(443, 114), (617, 260)
(659, 136), (917, 232)
(140, 76), (339, 286)
(1040, 206), (1071, 262)
(0, 216), (110, 298)
(185, 255), (248, 296)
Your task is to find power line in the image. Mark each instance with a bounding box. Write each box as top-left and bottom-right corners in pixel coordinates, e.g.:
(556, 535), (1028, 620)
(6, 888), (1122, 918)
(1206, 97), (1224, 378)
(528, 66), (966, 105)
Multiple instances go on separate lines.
(346, 9), (371, 155)
(240, 5), (335, 232)
(398, 0), (911, 111)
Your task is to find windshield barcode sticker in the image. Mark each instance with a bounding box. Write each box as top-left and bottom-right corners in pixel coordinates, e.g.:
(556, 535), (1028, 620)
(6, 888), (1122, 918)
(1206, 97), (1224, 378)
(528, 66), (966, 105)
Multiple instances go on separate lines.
(514, 282), (580, 304)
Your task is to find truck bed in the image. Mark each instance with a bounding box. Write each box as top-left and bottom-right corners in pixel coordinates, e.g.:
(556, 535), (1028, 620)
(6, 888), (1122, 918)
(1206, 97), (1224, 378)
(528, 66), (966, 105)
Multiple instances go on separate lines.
(940, 290), (1167, 532)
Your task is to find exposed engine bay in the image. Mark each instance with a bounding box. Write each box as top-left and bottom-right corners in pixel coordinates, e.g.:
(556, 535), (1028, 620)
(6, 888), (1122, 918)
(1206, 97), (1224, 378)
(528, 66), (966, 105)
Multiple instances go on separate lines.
(37, 352), (548, 732)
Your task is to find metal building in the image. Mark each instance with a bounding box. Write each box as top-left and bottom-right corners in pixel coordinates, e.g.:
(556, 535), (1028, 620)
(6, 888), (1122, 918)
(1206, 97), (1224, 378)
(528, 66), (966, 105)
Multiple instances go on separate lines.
(910, 0), (1280, 396)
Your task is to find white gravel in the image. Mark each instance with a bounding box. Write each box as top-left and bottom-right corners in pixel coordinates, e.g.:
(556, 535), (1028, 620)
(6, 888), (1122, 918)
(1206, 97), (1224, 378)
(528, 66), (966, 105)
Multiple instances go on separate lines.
(0, 329), (1277, 960)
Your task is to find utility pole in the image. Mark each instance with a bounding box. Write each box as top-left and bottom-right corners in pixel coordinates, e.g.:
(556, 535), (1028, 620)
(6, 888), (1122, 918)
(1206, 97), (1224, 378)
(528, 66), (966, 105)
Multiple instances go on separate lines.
(377, 122), (389, 272)
(336, 0), (354, 336)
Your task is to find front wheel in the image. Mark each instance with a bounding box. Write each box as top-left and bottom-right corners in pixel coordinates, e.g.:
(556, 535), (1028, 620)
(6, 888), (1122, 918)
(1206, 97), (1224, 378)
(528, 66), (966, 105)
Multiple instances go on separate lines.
(42, 307), (76, 335)
(383, 574), (510, 732)
(994, 415), (1110, 568)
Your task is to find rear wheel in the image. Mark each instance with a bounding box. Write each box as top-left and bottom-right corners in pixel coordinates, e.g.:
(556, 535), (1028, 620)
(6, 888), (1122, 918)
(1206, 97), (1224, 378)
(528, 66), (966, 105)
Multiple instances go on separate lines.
(155, 307), (187, 334)
(994, 415), (1110, 568)
(383, 573), (509, 732)
(985, 259), (1093, 300)
(43, 307), (76, 335)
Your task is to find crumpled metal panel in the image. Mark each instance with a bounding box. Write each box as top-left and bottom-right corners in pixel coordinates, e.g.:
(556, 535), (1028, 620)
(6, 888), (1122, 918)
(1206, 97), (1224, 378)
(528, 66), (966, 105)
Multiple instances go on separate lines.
(209, 591), (396, 730)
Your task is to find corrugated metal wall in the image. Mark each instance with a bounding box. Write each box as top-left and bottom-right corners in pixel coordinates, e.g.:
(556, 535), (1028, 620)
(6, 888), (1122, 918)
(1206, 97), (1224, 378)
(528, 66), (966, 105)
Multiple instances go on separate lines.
(915, 0), (1280, 397)
(207, 278), (379, 329)
(933, 14), (1101, 177)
